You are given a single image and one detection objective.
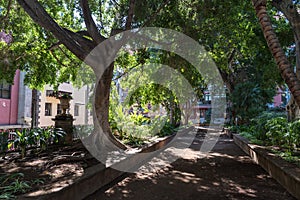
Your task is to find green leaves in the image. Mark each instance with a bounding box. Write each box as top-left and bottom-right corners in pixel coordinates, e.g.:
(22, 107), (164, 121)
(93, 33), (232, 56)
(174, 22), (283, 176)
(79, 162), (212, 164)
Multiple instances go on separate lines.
(231, 81), (276, 123)
(4, 127), (66, 159)
(0, 172), (32, 199)
(265, 117), (288, 145)
(0, 0), (82, 88)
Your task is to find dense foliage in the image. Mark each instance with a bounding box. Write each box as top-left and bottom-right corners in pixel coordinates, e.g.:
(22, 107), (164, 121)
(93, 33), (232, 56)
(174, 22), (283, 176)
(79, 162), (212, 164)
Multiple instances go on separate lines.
(0, 127), (65, 159)
(230, 81), (276, 123)
(230, 110), (300, 166)
(0, 0), (299, 147)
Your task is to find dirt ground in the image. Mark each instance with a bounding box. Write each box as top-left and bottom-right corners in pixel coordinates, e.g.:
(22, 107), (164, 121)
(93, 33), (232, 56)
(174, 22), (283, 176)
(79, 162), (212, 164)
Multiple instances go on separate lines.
(85, 133), (296, 200)
(0, 140), (100, 194)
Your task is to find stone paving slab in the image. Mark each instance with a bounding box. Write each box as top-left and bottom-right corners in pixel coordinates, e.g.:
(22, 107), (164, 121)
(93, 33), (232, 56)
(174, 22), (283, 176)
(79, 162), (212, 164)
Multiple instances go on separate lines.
(85, 134), (296, 200)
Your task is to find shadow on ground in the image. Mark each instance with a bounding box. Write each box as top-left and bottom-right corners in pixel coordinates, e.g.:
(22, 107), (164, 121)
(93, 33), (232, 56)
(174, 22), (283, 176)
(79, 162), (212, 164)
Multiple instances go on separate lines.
(85, 134), (295, 200)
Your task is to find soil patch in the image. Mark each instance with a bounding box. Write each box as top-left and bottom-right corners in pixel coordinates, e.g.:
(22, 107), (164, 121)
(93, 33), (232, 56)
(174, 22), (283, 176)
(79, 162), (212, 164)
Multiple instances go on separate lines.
(0, 140), (100, 197)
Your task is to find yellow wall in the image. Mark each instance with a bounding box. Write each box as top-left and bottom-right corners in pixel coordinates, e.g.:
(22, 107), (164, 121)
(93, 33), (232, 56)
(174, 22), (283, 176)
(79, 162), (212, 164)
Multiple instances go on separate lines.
(39, 84), (92, 127)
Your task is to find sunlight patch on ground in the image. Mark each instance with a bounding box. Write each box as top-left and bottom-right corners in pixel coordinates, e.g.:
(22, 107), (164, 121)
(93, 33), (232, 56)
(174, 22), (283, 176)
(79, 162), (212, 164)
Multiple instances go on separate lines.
(49, 163), (83, 179)
(172, 170), (202, 183)
(221, 178), (257, 198)
(24, 159), (47, 167)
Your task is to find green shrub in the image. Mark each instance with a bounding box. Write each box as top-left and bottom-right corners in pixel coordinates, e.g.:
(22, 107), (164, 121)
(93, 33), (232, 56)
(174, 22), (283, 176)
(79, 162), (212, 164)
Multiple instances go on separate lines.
(251, 111), (286, 140)
(265, 117), (288, 146)
(11, 129), (34, 158)
(73, 125), (94, 138)
(230, 82), (275, 123)
(8, 127), (65, 158)
(287, 120), (300, 150)
(111, 104), (176, 146)
(0, 173), (31, 199)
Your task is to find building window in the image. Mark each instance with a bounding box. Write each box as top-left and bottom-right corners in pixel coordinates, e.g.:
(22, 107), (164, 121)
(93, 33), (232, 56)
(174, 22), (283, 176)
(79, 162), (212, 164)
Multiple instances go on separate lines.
(45, 103), (52, 116)
(0, 81), (11, 99)
(57, 104), (62, 115)
(46, 90), (54, 97)
(74, 104), (79, 116)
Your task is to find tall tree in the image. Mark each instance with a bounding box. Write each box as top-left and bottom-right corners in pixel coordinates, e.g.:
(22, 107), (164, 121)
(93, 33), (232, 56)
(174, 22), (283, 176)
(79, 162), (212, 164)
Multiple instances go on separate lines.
(12, 0), (171, 149)
(252, 0), (300, 120)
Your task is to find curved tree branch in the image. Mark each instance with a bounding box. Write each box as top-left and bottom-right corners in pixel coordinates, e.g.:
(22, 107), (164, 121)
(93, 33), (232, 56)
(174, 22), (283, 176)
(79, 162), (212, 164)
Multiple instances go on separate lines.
(17, 0), (95, 61)
(80, 0), (106, 44)
(0, 0), (13, 25)
(272, 0), (300, 41)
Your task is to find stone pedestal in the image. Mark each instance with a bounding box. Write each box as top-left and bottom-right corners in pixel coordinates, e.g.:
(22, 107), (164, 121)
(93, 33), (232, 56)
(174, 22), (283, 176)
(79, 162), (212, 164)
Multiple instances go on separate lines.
(52, 115), (74, 144)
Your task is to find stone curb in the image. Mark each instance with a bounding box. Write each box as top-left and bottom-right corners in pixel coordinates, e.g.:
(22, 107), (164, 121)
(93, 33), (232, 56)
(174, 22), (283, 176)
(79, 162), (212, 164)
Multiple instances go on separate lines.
(17, 127), (190, 200)
(233, 134), (300, 200)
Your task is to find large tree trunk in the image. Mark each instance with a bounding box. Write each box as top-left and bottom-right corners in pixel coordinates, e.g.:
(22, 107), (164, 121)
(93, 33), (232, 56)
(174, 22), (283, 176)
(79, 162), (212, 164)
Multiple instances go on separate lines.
(286, 35), (300, 121)
(252, 0), (300, 114)
(272, 0), (300, 121)
(94, 63), (126, 150)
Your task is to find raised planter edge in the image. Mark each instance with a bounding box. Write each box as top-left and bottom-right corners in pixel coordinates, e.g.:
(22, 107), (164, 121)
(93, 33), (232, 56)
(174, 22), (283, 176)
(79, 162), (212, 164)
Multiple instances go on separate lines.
(233, 133), (300, 200)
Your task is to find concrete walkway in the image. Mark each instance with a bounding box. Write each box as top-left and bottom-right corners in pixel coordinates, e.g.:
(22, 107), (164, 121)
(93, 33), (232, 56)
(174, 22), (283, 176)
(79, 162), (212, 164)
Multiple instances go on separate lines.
(85, 133), (296, 200)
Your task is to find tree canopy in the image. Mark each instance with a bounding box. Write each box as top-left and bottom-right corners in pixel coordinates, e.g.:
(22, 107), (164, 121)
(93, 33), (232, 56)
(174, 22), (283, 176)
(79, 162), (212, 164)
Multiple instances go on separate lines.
(0, 1), (287, 89)
(0, 0), (299, 127)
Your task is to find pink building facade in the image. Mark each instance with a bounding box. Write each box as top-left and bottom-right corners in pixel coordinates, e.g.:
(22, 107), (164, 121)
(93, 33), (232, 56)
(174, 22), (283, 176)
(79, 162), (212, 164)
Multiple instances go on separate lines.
(273, 87), (289, 108)
(0, 70), (20, 125)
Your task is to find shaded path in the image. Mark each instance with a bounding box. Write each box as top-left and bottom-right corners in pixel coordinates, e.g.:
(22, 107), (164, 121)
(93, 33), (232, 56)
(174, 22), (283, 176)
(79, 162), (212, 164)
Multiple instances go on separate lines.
(85, 133), (296, 200)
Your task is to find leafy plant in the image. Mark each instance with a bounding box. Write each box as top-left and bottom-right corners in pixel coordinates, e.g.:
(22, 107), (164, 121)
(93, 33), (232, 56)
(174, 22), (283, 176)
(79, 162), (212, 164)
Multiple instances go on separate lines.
(286, 120), (300, 150)
(238, 111), (299, 162)
(8, 179), (31, 193)
(11, 129), (36, 158)
(73, 125), (94, 138)
(2, 127), (65, 158)
(130, 113), (150, 126)
(157, 123), (176, 137)
(0, 131), (10, 158)
(34, 127), (64, 150)
(31, 178), (45, 185)
(251, 111), (286, 140)
(0, 173), (31, 199)
(35, 128), (51, 150)
(265, 117), (288, 146)
(231, 82), (275, 124)
(0, 193), (15, 200)
(110, 103), (176, 147)
(52, 128), (66, 144)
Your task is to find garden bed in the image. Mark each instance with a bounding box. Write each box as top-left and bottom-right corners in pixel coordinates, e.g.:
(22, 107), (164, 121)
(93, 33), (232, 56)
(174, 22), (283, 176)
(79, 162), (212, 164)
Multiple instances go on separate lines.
(0, 126), (183, 200)
(233, 134), (300, 200)
(0, 140), (100, 199)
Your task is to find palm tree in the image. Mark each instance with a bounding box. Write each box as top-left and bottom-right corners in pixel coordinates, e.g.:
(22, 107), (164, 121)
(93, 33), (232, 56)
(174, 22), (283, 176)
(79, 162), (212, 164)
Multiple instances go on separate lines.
(252, 0), (300, 120)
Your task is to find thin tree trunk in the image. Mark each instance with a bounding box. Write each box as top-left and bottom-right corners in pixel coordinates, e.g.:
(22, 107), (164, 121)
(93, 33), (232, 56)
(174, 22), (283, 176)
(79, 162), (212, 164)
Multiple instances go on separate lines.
(31, 89), (39, 128)
(252, 0), (300, 110)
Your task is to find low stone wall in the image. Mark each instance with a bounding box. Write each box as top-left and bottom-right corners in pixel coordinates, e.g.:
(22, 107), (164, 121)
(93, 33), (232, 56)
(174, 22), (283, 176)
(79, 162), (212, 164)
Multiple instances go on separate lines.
(233, 134), (300, 200)
(18, 128), (186, 200)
